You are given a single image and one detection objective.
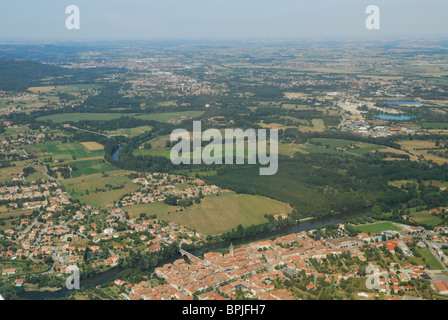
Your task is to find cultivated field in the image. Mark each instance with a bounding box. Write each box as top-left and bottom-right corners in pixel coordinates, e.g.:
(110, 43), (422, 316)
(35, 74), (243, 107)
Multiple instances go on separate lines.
(61, 170), (139, 208)
(0, 163), (44, 183)
(62, 158), (119, 178)
(105, 126), (153, 137)
(409, 210), (443, 228)
(27, 86), (55, 92)
(81, 141), (104, 151)
(353, 222), (402, 234)
(135, 111), (204, 122)
(37, 111), (204, 124)
(24, 141), (104, 161)
(126, 191), (293, 235)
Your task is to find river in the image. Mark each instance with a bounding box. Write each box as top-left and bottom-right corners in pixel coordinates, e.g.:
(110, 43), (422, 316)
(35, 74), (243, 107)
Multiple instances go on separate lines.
(111, 146), (123, 161)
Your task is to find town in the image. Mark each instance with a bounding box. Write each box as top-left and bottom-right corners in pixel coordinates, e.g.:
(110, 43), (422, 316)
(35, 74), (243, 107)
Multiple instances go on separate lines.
(1, 39), (448, 301)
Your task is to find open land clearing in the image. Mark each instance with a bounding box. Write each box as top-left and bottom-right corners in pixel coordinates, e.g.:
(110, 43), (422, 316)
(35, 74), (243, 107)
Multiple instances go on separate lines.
(61, 170), (139, 208)
(353, 222), (402, 234)
(24, 141), (104, 161)
(37, 111), (204, 124)
(80, 141), (104, 151)
(123, 191), (293, 235)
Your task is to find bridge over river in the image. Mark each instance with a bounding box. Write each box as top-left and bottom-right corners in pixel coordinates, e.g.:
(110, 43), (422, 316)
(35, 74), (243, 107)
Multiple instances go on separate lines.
(179, 248), (201, 261)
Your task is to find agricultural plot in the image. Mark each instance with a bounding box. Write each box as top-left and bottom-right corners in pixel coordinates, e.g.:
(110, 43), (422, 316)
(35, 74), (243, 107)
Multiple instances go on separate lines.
(61, 170), (139, 208)
(37, 113), (140, 123)
(127, 191), (292, 235)
(282, 104), (309, 110)
(278, 143), (309, 157)
(0, 163), (43, 183)
(311, 119), (325, 131)
(398, 140), (448, 164)
(80, 141), (104, 151)
(62, 158), (120, 178)
(308, 139), (385, 156)
(399, 140), (437, 150)
(353, 222), (402, 234)
(409, 210), (443, 228)
(416, 248), (444, 270)
(105, 126), (153, 137)
(0, 126), (33, 137)
(24, 141), (104, 161)
(27, 86), (56, 92)
(388, 180), (416, 188)
(37, 111), (204, 124)
(136, 132), (264, 160)
(422, 122), (448, 129)
(424, 180), (448, 191)
(54, 84), (99, 93)
(135, 111), (204, 122)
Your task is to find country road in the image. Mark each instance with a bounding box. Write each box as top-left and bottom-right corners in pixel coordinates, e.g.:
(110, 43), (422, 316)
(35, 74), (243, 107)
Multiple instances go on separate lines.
(67, 125), (112, 139)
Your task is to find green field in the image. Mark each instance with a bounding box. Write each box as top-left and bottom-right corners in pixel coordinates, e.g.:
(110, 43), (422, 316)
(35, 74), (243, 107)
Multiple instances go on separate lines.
(37, 111), (204, 123)
(24, 141), (103, 161)
(409, 209), (443, 228)
(417, 248), (444, 270)
(37, 113), (140, 122)
(277, 143), (309, 157)
(57, 158), (119, 178)
(0, 162), (44, 183)
(61, 170), (139, 208)
(135, 111), (204, 122)
(125, 191), (292, 235)
(134, 149), (171, 158)
(353, 222), (402, 234)
(105, 125), (153, 137)
(0, 126), (34, 137)
(309, 139), (383, 155)
(421, 122), (448, 129)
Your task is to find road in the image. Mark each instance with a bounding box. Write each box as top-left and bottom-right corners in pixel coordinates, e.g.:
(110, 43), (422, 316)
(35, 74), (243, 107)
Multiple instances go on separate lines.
(67, 125), (111, 139)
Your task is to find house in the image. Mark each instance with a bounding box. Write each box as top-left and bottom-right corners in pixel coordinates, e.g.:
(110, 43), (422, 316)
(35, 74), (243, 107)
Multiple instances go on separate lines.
(305, 284), (316, 291)
(2, 268), (17, 276)
(15, 278), (24, 287)
(149, 244), (162, 252)
(434, 281), (448, 295)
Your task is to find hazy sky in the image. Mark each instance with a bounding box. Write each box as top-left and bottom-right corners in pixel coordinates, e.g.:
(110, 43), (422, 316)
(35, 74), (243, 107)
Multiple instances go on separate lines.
(0, 0), (447, 41)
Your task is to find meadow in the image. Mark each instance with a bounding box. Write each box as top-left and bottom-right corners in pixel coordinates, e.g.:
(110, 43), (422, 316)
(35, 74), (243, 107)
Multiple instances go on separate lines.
(416, 248), (444, 270)
(105, 125), (153, 137)
(352, 222), (402, 234)
(24, 141), (104, 161)
(409, 209), (443, 228)
(135, 111), (204, 122)
(124, 191), (292, 235)
(61, 170), (139, 208)
(37, 111), (204, 124)
(61, 158), (119, 178)
(0, 162), (44, 183)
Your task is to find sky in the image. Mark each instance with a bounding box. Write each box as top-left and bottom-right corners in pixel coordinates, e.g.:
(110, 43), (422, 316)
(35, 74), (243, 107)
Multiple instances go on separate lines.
(0, 0), (447, 42)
